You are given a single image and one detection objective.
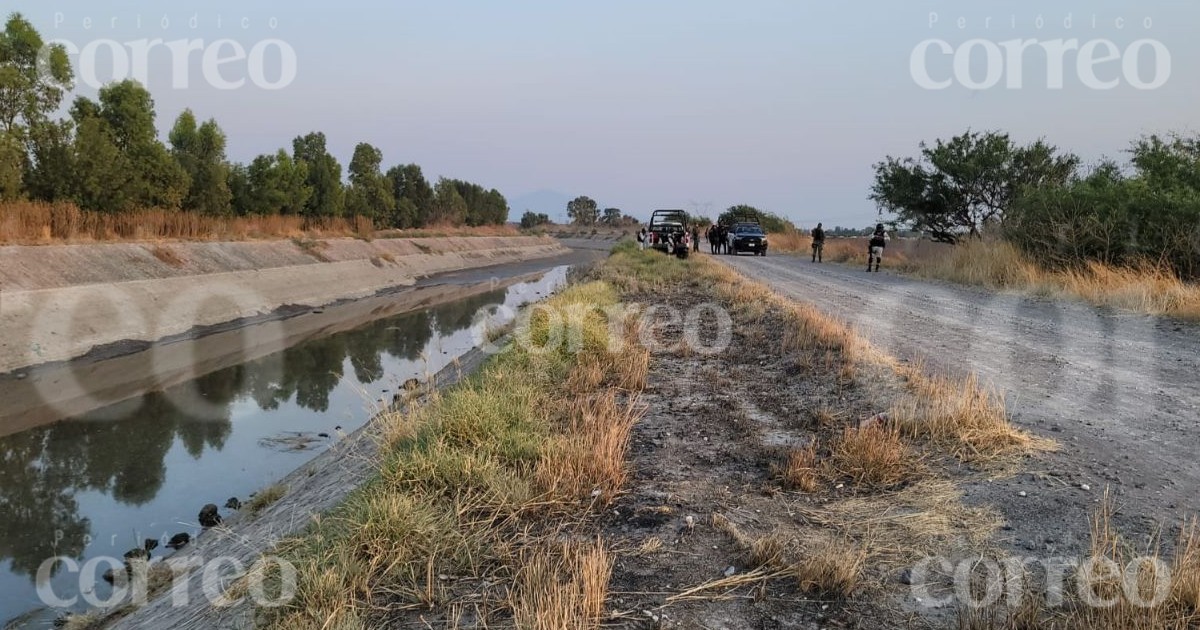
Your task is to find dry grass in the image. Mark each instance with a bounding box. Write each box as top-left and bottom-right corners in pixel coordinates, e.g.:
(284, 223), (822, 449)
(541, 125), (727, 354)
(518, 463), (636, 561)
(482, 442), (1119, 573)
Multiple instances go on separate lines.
(778, 442), (822, 492)
(1054, 492), (1200, 629)
(150, 244), (185, 267)
(245, 484), (287, 515)
(377, 222), (520, 239)
(826, 424), (914, 489)
(510, 540), (612, 630)
(0, 200), (520, 245)
(58, 612), (102, 630)
(793, 479), (1005, 565)
(792, 538), (868, 597)
(712, 511), (867, 598)
(535, 393), (642, 504)
(962, 494), (1200, 629)
(260, 280), (647, 628)
(1053, 259), (1200, 320)
(891, 370), (1056, 463)
(0, 201), (373, 243)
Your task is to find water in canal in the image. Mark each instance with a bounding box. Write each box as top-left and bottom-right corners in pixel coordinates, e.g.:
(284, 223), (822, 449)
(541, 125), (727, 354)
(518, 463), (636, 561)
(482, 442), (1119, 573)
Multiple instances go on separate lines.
(0, 265), (571, 627)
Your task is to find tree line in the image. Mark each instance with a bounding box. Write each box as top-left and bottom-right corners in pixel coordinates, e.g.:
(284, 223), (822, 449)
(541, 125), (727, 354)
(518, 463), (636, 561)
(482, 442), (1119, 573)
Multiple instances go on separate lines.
(871, 130), (1200, 279)
(0, 13), (509, 228)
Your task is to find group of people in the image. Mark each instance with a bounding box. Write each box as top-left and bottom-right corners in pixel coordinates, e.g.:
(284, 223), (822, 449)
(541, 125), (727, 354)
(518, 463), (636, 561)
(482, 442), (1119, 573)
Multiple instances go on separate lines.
(636, 226), (700, 253)
(705, 224), (731, 254)
(809, 222), (888, 271)
(637, 220), (890, 271)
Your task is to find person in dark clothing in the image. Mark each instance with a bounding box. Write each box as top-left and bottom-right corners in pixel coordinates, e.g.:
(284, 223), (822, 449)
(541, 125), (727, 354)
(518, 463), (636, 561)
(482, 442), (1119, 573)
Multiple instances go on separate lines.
(706, 225), (717, 253)
(717, 224), (729, 254)
(867, 224), (887, 272)
(810, 222), (825, 263)
(692, 226), (700, 252)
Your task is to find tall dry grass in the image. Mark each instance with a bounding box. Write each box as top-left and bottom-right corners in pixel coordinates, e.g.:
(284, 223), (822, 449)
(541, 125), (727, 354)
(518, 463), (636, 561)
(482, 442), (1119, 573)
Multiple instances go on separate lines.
(262, 280), (647, 628)
(827, 424), (914, 489)
(0, 201), (520, 244)
(910, 240), (1200, 320)
(962, 493), (1200, 629)
(890, 371), (1054, 462)
(510, 540), (612, 630)
(0, 201), (373, 243)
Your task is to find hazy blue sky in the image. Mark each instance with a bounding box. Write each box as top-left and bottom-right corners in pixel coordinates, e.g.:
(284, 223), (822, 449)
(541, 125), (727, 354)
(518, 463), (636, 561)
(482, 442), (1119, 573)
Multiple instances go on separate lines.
(9, 1), (1198, 226)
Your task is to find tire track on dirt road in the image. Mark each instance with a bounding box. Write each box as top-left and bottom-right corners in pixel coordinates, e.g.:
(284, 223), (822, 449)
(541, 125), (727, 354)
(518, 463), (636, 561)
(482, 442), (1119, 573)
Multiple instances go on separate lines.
(717, 251), (1200, 556)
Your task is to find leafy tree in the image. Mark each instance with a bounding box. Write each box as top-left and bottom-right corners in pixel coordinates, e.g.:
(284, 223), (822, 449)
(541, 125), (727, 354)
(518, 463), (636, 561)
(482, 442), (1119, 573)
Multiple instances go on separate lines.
(0, 130), (21, 199)
(292, 132), (344, 218)
(520, 210), (551, 229)
(169, 109), (232, 215)
(600, 207), (622, 225)
(1007, 135), (1200, 279)
(345, 142), (394, 222)
(90, 81), (189, 209)
(235, 149), (311, 215)
(228, 162), (251, 215)
(71, 115), (134, 212)
(386, 163), (434, 228)
(0, 13), (73, 134)
(1129, 134), (1200, 193)
(482, 188), (509, 225)
(444, 178), (508, 226)
(870, 130), (1078, 243)
(23, 119), (74, 201)
(567, 195), (598, 225)
(97, 80), (158, 152)
(430, 177), (467, 224)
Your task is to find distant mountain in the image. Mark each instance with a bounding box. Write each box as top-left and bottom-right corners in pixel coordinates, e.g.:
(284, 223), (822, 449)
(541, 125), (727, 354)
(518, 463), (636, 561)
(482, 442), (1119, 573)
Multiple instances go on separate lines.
(508, 189), (573, 222)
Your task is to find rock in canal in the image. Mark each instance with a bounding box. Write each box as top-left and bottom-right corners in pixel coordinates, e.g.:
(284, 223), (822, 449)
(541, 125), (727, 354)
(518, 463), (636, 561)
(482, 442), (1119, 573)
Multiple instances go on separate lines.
(199, 504), (222, 528)
(166, 532), (191, 550)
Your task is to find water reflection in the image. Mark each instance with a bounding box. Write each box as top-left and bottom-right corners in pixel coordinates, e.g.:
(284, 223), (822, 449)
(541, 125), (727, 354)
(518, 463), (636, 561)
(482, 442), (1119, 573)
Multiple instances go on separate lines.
(0, 270), (565, 627)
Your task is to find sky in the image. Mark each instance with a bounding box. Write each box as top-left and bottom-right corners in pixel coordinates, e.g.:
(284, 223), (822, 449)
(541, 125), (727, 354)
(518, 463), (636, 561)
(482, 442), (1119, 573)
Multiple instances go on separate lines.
(8, 0), (1198, 227)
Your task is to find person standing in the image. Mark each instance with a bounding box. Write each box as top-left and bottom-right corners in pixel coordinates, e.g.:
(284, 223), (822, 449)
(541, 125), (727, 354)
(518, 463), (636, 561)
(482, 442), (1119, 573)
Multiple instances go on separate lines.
(867, 224), (887, 272)
(637, 227), (647, 250)
(692, 225), (700, 252)
(810, 222), (825, 263)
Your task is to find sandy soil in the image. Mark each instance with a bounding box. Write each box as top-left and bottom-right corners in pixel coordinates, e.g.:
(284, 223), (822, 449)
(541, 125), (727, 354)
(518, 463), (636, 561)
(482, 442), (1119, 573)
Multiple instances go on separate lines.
(717, 252), (1200, 564)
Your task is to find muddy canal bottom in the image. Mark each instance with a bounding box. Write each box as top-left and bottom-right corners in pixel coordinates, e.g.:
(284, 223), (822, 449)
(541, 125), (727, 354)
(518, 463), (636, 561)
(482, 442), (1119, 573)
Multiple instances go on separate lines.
(0, 266), (571, 628)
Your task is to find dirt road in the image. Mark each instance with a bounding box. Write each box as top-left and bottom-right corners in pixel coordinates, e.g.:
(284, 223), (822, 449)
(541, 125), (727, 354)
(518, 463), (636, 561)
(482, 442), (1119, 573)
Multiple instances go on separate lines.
(718, 252), (1200, 557)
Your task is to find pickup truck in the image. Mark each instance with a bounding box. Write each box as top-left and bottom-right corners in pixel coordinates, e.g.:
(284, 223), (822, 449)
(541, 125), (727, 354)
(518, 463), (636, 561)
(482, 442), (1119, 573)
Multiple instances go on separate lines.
(726, 221), (768, 256)
(648, 209), (690, 258)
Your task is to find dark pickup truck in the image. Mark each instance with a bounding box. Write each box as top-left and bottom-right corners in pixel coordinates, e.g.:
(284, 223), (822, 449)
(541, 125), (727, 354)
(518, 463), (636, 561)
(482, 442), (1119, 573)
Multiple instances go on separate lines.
(726, 220), (768, 256)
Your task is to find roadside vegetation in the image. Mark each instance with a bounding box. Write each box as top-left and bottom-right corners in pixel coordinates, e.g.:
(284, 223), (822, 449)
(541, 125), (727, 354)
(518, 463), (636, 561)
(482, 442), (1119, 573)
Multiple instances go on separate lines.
(770, 232), (1200, 320)
(0, 200), (521, 244)
(862, 130), (1200, 319)
(0, 13), (512, 246)
(259, 279), (648, 628)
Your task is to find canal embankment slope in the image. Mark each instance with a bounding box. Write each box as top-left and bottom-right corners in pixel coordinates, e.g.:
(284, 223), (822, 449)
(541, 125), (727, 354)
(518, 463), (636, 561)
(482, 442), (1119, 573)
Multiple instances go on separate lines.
(0, 235), (567, 374)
